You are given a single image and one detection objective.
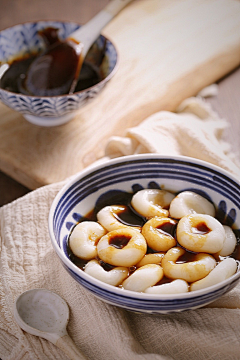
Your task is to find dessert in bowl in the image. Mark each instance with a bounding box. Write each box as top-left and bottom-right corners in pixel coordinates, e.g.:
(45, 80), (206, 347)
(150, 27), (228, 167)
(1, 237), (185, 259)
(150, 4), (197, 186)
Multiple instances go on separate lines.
(0, 21), (118, 126)
(48, 154), (240, 313)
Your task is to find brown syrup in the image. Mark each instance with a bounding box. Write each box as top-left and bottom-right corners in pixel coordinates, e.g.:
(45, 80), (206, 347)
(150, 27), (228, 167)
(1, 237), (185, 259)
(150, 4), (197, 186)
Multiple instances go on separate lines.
(98, 259), (115, 271)
(114, 206), (144, 228)
(192, 222), (211, 235)
(156, 220), (177, 238)
(68, 250), (89, 270)
(176, 251), (198, 264)
(0, 27), (103, 95)
(109, 234), (131, 249)
(155, 276), (172, 286)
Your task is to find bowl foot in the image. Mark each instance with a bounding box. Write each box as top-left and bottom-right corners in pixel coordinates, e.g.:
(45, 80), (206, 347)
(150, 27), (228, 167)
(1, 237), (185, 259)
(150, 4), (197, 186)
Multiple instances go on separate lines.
(23, 112), (76, 126)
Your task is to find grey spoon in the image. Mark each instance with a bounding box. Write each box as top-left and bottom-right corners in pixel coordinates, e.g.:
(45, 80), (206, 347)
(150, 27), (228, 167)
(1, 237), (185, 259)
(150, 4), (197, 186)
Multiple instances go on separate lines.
(14, 288), (87, 360)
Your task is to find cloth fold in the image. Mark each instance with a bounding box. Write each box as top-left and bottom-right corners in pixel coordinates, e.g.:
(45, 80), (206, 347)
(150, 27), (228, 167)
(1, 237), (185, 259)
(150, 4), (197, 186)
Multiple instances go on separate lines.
(0, 96), (239, 360)
(105, 96), (240, 178)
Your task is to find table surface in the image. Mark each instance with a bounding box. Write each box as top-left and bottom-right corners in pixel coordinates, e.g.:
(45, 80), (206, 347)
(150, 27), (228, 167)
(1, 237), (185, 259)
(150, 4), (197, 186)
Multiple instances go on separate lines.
(0, 0), (239, 206)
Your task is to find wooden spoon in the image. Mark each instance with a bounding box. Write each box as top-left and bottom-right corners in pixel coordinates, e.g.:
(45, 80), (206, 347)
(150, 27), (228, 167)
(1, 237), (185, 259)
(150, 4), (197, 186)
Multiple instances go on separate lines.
(25, 0), (133, 96)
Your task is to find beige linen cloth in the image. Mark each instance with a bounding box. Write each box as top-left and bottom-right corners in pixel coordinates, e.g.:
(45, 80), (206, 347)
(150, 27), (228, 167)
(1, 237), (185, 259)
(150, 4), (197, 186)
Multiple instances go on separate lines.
(0, 95), (240, 360)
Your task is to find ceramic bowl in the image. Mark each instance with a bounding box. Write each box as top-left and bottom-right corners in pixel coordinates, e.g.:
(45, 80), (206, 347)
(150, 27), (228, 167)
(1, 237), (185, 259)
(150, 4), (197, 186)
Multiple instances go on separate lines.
(48, 154), (240, 314)
(0, 21), (118, 126)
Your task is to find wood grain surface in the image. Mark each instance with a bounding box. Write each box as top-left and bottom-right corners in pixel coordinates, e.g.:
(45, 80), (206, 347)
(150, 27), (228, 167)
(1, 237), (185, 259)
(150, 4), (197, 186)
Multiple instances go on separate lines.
(0, 0), (240, 205)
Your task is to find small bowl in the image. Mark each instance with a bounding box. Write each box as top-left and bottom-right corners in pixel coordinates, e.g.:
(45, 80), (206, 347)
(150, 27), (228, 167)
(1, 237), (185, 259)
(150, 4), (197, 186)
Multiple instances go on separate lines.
(0, 21), (118, 126)
(48, 154), (240, 314)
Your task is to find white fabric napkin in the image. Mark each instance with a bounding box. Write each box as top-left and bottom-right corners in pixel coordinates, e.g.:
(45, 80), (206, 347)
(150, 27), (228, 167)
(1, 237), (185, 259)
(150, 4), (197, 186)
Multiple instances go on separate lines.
(104, 96), (240, 178)
(0, 95), (239, 360)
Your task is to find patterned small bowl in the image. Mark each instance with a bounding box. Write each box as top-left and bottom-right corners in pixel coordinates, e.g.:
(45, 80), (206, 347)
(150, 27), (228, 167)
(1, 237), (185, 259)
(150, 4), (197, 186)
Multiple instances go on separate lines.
(0, 21), (118, 126)
(48, 154), (240, 314)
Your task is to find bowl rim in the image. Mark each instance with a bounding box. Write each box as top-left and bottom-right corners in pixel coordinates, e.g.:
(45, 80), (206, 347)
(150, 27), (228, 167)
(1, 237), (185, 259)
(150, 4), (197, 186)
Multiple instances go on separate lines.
(0, 20), (119, 99)
(48, 154), (240, 300)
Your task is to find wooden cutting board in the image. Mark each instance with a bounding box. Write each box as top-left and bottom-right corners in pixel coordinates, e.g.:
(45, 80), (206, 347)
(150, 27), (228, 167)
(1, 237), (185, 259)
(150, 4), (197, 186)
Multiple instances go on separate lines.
(0, 0), (240, 189)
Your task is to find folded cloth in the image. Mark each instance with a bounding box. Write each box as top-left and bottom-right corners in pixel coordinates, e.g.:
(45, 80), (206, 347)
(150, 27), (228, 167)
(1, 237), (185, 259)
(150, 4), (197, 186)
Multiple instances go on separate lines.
(0, 96), (240, 360)
(105, 96), (240, 178)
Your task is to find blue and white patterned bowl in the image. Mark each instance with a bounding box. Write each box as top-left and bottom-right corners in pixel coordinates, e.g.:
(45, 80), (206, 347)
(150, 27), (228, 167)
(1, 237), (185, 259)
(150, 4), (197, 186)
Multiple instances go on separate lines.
(48, 154), (240, 313)
(0, 21), (118, 126)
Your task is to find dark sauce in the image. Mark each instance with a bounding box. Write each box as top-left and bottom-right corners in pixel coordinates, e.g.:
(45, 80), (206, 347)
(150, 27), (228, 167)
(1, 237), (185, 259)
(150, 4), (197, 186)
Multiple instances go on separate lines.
(99, 259), (115, 271)
(192, 222), (211, 235)
(94, 190), (142, 217)
(155, 276), (172, 286)
(156, 220), (177, 238)
(68, 249), (89, 270)
(114, 205), (144, 228)
(38, 27), (60, 46)
(176, 251), (199, 264)
(0, 27), (104, 95)
(94, 190), (145, 227)
(109, 234), (132, 249)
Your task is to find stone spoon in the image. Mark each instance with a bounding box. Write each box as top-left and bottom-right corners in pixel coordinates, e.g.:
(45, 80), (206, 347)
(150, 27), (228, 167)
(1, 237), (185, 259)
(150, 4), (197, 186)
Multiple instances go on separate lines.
(14, 288), (87, 360)
(25, 0), (133, 96)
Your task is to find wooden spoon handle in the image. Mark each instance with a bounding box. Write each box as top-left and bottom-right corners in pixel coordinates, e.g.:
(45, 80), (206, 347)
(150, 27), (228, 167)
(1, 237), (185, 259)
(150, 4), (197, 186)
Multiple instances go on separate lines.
(55, 334), (87, 360)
